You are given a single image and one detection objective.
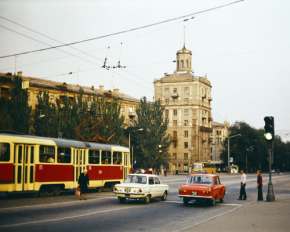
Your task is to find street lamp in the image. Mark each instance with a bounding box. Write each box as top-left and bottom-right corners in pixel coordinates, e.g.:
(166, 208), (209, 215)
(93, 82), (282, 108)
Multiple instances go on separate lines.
(246, 140), (257, 173)
(228, 134), (241, 174)
(129, 128), (143, 171)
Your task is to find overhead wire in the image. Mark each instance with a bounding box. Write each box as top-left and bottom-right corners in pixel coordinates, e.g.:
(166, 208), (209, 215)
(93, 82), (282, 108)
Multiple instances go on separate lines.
(0, 0), (244, 59)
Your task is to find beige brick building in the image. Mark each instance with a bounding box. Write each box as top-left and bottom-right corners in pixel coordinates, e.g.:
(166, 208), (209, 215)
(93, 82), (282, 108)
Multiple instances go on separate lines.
(210, 121), (230, 164)
(0, 72), (140, 127)
(154, 45), (213, 174)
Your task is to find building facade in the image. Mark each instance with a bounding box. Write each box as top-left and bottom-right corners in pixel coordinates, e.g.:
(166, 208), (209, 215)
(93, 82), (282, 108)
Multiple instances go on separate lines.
(0, 72), (140, 127)
(210, 121), (230, 164)
(154, 45), (213, 174)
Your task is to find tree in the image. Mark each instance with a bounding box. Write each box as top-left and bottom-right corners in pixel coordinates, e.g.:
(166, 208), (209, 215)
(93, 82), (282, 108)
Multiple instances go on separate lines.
(0, 75), (31, 134)
(130, 97), (171, 169)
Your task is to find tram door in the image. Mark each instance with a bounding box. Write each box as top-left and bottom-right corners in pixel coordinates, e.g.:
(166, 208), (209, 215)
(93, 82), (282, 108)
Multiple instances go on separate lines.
(73, 149), (86, 184)
(14, 145), (35, 191)
(123, 152), (130, 178)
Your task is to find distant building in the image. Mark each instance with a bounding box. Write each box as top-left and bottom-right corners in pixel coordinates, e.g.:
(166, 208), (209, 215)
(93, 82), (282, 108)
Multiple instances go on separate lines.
(210, 121), (230, 164)
(0, 71), (140, 127)
(153, 45), (213, 174)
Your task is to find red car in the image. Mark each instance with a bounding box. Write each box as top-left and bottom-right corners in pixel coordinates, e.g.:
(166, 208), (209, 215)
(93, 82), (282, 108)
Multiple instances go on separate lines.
(178, 174), (226, 206)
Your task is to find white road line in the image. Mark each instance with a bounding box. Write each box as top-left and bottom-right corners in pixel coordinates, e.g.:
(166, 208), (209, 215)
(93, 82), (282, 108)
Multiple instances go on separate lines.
(162, 201), (242, 206)
(173, 201), (255, 232)
(0, 207), (131, 228)
(0, 196), (117, 211)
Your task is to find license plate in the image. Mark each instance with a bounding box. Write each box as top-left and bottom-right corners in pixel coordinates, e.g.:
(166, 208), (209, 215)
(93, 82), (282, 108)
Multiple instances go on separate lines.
(191, 191), (198, 196)
(125, 194), (130, 197)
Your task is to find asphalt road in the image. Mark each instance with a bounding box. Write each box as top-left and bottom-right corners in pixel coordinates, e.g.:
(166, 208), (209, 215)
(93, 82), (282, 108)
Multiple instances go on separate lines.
(0, 173), (289, 232)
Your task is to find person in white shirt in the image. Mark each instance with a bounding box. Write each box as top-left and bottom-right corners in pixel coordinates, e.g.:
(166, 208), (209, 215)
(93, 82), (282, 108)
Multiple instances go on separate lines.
(238, 170), (247, 200)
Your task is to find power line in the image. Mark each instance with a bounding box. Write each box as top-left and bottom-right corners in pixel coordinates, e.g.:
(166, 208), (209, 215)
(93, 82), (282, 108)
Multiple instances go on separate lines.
(0, 0), (244, 59)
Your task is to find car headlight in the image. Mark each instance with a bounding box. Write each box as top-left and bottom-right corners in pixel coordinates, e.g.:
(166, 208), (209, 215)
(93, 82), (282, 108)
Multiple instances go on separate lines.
(114, 187), (118, 191)
(139, 188), (142, 193)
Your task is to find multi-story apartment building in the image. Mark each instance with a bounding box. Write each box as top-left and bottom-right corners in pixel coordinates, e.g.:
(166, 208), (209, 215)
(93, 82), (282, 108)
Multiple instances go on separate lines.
(210, 121), (230, 164)
(154, 45), (213, 174)
(0, 72), (140, 127)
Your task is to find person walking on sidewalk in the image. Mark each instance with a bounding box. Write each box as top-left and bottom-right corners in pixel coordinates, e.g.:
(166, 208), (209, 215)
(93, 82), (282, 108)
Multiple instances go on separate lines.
(257, 170), (263, 201)
(164, 168), (167, 177)
(238, 170), (247, 200)
(78, 169), (89, 200)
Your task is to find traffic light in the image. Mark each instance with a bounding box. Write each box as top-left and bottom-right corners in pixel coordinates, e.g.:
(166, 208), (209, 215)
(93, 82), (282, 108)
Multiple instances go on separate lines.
(264, 116), (274, 141)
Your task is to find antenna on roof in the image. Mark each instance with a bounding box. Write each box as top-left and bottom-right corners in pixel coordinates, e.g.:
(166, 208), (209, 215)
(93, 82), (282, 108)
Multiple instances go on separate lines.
(184, 26), (185, 48)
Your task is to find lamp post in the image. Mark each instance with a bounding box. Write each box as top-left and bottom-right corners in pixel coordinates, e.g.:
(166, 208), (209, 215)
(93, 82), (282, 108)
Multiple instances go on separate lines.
(228, 134), (241, 174)
(129, 128), (143, 171)
(246, 140), (257, 173)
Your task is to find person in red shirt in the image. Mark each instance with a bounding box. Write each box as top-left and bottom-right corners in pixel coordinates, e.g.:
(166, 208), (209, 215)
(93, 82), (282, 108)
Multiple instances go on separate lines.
(257, 170), (263, 201)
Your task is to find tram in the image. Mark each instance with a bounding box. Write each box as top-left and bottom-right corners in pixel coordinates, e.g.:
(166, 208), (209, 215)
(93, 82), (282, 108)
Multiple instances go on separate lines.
(0, 132), (131, 197)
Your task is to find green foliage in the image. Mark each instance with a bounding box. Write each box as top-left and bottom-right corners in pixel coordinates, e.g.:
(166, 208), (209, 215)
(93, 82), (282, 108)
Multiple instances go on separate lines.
(130, 96), (171, 169)
(0, 75), (31, 134)
(221, 121), (290, 172)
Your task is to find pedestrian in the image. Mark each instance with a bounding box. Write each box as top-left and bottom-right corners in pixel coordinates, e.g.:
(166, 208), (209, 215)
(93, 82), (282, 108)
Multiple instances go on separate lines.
(278, 169), (280, 175)
(145, 169), (149, 174)
(157, 169), (160, 175)
(149, 168), (152, 174)
(164, 168), (167, 177)
(257, 170), (263, 201)
(237, 170), (247, 200)
(78, 169), (89, 200)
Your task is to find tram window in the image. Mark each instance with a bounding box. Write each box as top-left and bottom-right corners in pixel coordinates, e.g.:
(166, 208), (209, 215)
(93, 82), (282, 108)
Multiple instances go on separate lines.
(18, 146), (22, 163)
(57, 147), (71, 163)
(0, 143), (10, 162)
(18, 166), (21, 183)
(113, 152), (122, 165)
(31, 147), (34, 164)
(30, 166), (34, 183)
(101, 151), (111, 164)
(25, 146), (28, 164)
(39, 146), (55, 163)
(89, 150), (100, 164)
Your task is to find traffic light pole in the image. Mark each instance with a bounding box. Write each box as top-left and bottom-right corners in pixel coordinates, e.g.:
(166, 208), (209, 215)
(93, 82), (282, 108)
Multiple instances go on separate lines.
(266, 142), (275, 201)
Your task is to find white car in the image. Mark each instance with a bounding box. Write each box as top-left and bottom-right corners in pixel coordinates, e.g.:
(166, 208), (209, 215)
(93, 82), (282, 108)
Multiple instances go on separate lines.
(113, 174), (170, 204)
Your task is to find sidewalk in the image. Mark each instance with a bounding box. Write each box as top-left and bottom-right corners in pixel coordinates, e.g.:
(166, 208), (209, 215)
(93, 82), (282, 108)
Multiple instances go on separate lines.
(184, 198), (290, 232)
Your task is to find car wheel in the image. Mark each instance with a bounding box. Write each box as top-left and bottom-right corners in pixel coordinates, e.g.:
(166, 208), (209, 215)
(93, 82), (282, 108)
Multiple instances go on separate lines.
(210, 196), (216, 206)
(119, 197), (126, 203)
(161, 192), (167, 201)
(183, 197), (189, 206)
(144, 195), (150, 204)
(220, 192), (225, 203)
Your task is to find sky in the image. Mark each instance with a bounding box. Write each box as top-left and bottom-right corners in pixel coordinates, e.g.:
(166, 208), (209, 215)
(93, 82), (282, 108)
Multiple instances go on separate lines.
(0, 0), (289, 141)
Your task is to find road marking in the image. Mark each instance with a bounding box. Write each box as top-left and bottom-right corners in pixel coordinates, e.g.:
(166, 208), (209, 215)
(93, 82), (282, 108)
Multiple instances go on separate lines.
(0, 207), (131, 228)
(0, 196), (117, 211)
(173, 201), (255, 232)
(162, 201), (242, 206)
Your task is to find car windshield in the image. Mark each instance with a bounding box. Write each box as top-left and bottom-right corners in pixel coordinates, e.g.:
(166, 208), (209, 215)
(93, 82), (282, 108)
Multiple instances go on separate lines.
(124, 175), (147, 184)
(186, 176), (213, 185)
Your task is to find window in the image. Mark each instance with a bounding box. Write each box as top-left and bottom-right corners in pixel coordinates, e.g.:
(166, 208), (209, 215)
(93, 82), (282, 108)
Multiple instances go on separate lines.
(165, 88), (169, 94)
(184, 98), (188, 104)
(173, 120), (177, 126)
(60, 96), (65, 104)
(149, 177), (154, 185)
(181, 60), (184, 68)
(165, 110), (169, 116)
(130, 106), (133, 112)
(57, 147), (71, 163)
(184, 153), (188, 160)
(184, 87), (189, 94)
(154, 177), (160, 184)
(69, 97), (74, 105)
(129, 118), (133, 124)
(121, 106), (125, 112)
(173, 88), (177, 93)
(184, 109), (189, 116)
(173, 153), (177, 159)
(173, 141), (177, 148)
(101, 151), (111, 164)
(186, 60), (189, 68)
(173, 109), (177, 116)
(174, 99), (177, 104)
(173, 131), (177, 137)
(166, 99), (169, 105)
(124, 175), (147, 184)
(113, 152), (122, 164)
(184, 120), (188, 126)
(89, 150), (100, 164)
(184, 131), (188, 137)
(1, 87), (10, 99)
(184, 142), (188, 148)
(0, 143), (10, 162)
(39, 146), (55, 163)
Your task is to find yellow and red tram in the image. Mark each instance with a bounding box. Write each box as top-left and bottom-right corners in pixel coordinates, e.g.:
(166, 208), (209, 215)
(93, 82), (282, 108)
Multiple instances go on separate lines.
(0, 132), (131, 196)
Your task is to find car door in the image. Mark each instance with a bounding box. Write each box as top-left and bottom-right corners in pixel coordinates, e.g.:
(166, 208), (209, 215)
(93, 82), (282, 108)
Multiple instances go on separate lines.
(154, 177), (163, 197)
(214, 177), (222, 199)
(148, 176), (157, 197)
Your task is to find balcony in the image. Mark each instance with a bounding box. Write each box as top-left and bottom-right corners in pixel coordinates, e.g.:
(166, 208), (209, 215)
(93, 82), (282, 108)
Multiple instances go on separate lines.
(201, 94), (206, 99)
(129, 112), (136, 117)
(202, 137), (206, 143)
(208, 97), (212, 101)
(208, 138), (212, 143)
(202, 114), (207, 119)
(171, 93), (178, 98)
(208, 115), (213, 121)
(172, 136), (178, 141)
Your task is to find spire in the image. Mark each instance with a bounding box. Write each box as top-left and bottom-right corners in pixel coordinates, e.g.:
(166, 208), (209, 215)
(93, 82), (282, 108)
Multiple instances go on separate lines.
(183, 26), (186, 49)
